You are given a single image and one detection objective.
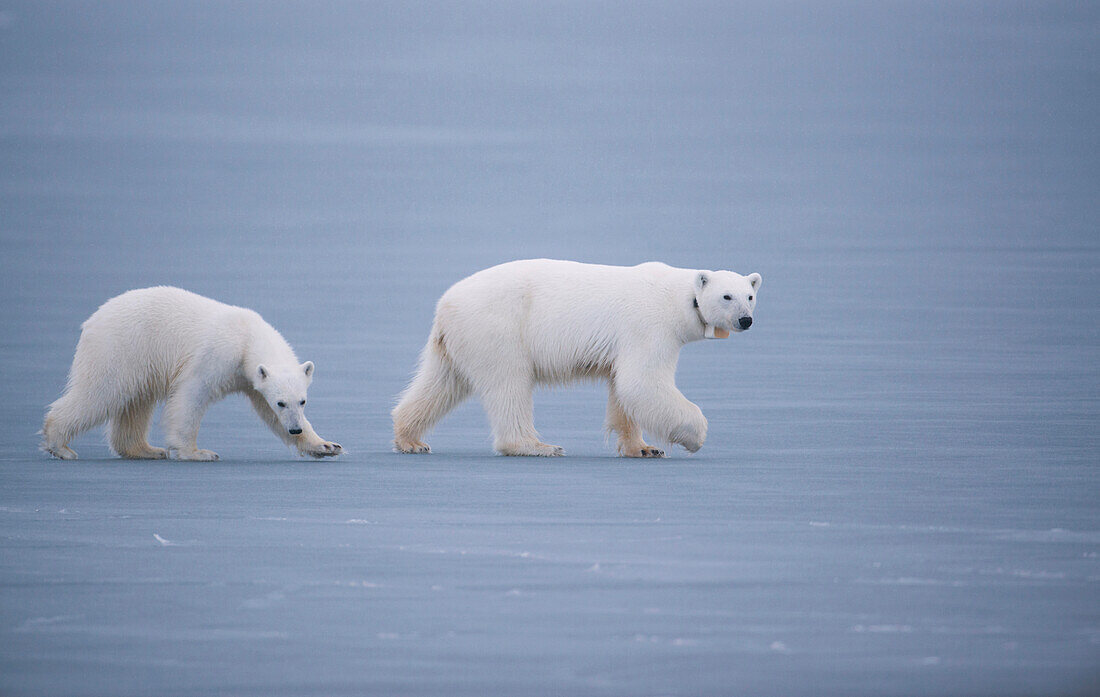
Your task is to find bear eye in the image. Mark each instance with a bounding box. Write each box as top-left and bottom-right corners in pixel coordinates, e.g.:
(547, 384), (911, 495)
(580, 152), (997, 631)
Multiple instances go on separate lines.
(723, 294), (732, 301)
(299, 399), (306, 406)
(277, 401), (286, 408)
(748, 295), (753, 301)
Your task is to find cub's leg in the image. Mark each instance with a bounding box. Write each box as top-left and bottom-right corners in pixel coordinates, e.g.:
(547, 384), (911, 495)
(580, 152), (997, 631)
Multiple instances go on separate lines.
(163, 377), (220, 461)
(292, 418), (343, 458)
(607, 380), (664, 458)
(108, 397), (168, 459)
(42, 387), (107, 460)
(247, 390), (342, 458)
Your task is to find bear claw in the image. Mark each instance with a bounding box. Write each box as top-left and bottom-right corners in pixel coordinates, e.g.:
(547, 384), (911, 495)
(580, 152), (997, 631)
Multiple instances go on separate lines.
(622, 445), (665, 458)
(45, 445), (78, 460)
(395, 440), (431, 454)
(307, 441), (343, 458)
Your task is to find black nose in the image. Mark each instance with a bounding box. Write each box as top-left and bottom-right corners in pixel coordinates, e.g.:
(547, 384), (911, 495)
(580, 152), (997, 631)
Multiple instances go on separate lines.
(739, 316), (753, 330)
(288, 428), (303, 435)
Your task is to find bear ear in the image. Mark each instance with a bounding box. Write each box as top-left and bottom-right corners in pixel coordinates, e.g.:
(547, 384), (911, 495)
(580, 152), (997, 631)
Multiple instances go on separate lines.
(257, 365), (269, 381)
(301, 361), (314, 378)
(747, 272), (762, 290)
(695, 272), (709, 292)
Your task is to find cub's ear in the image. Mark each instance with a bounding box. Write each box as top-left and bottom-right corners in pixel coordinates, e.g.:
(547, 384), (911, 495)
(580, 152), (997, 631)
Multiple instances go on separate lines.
(257, 365), (269, 381)
(747, 272), (762, 290)
(301, 361), (314, 378)
(695, 272), (709, 292)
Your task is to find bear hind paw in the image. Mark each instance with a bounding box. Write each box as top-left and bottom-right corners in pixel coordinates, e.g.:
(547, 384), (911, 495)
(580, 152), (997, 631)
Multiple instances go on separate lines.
(394, 438), (431, 454)
(45, 444), (78, 460)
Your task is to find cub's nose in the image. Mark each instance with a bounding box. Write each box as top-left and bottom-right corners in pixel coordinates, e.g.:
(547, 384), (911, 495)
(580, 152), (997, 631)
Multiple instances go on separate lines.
(288, 428), (303, 435)
(739, 316), (753, 330)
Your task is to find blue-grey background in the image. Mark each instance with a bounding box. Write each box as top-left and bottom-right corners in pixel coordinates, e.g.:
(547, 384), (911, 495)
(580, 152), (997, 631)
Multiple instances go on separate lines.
(1, 2), (1098, 695)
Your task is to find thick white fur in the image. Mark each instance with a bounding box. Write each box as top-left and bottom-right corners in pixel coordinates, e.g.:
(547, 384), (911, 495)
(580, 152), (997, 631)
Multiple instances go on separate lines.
(393, 259), (761, 457)
(42, 286), (342, 461)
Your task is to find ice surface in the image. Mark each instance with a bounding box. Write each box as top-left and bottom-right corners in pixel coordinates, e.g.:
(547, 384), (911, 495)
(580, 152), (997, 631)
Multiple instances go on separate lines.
(1, 1), (1098, 695)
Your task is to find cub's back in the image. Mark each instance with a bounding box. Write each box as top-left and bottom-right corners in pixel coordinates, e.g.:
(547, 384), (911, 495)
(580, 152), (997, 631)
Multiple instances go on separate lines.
(78, 286), (241, 363)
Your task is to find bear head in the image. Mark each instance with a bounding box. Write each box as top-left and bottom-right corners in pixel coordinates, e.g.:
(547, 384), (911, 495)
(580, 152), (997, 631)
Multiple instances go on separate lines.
(694, 270), (762, 336)
(253, 361), (315, 436)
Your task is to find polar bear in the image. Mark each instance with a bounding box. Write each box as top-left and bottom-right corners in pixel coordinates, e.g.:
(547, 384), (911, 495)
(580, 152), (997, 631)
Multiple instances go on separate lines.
(392, 259), (761, 457)
(42, 286), (343, 461)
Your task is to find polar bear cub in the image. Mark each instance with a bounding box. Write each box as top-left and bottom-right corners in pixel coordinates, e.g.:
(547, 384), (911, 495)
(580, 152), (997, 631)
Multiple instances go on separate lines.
(393, 259), (761, 457)
(42, 286), (343, 461)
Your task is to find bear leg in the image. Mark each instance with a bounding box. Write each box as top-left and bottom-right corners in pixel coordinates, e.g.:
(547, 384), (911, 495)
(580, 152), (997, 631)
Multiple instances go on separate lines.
(606, 387), (665, 458)
(246, 389), (341, 458)
(163, 381), (219, 461)
(293, 421), (344, 459)
(42, 389), (109, 460)
(481, 383), (564, 457)
(614, 361), (707, 454)
(392, 346), (471, 454)
(108, 397), (168, 459)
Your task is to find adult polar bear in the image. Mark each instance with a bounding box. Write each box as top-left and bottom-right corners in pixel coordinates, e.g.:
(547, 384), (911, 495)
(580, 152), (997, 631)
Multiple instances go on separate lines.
(42, 287), (342, 461)
(393, 259), (761, 457)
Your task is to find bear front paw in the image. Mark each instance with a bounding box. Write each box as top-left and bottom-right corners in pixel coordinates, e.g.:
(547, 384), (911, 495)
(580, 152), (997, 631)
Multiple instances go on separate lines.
(620, 444), (666, 458)
(304, 441), (343, 458)
(670, 414), (707, 453)
(177, 448), (220, 461)
(680, 438), (704, 453)
(119, 445), (169, 460)
(497, 441), (565, 457)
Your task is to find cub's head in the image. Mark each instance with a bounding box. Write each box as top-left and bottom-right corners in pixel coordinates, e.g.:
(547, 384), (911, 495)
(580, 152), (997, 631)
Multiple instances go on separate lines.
(694, 270), (762, 335)
(253, 361), (315, 436)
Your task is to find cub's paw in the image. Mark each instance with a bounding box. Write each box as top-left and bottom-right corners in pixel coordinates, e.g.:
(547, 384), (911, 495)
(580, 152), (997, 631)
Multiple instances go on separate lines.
(120, 446), (169, 460)
(499, 441), (565, 457)
(534, 443), (566, 457)
(177, 449), (219, 461)
(305, 441), (343, 458)
(394, 439), (431, 454)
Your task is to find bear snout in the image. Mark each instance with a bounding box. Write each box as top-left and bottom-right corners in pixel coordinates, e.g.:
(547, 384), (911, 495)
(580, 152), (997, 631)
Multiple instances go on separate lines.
(738, 316), (752, 330)
(288, 428), (303, 435)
